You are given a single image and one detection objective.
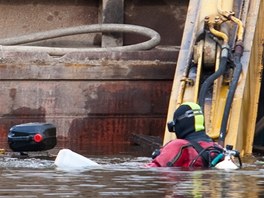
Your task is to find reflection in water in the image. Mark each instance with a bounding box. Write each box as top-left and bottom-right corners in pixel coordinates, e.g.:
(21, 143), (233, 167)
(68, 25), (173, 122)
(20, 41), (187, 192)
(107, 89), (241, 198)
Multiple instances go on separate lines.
(0, 155), (263, 197)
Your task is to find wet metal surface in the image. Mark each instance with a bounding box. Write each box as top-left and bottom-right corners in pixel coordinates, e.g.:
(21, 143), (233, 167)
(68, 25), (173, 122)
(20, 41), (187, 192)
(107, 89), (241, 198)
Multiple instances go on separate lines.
(0, 153), (263, 197)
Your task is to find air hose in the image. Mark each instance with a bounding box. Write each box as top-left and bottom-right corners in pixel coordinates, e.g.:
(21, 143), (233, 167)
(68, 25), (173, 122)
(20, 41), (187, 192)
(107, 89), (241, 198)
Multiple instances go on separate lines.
(217, 13), (244, 146)
(218, 42), (243, 146)
(198, 44), (229, 112)
(0, 24), (161, 55)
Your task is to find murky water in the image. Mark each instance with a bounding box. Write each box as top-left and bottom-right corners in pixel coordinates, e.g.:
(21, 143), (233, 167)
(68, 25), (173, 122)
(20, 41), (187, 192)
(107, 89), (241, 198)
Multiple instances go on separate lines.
(0, 153), (264, 198)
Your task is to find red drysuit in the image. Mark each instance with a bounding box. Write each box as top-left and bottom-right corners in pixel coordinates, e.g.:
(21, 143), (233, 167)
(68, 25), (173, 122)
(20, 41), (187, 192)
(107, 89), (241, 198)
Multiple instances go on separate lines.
(146, 139), (222, 168)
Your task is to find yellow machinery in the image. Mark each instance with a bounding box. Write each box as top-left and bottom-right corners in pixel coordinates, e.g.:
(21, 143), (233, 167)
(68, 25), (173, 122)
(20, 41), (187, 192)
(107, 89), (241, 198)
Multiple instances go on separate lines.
(163, 0), (264, 155)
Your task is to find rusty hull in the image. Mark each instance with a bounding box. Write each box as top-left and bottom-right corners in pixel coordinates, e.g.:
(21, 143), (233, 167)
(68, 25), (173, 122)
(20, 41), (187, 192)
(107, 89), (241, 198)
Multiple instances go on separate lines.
(0, 0), (188, 154)
(0, 50), (178, 154)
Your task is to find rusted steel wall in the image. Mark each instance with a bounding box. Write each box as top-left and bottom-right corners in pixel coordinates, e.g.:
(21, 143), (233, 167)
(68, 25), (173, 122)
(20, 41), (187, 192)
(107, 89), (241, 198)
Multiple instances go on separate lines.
(0, 50), (177, 154)
(0, 0), (189, 154)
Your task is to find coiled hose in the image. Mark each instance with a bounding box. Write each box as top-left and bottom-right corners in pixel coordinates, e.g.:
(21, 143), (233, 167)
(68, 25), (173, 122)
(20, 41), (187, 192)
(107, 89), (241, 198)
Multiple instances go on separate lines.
(0, 24), (161, 56)
(198, 45), (229, 112)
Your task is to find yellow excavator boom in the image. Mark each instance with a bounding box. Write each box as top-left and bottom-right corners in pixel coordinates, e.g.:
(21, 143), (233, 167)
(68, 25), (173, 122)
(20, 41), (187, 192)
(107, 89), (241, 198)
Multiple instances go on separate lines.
(163, 0), (264, 155)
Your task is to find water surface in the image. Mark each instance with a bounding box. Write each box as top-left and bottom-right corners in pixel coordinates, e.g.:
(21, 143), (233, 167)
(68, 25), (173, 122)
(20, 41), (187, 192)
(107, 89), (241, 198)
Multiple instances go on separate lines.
(0, 153), (263, 197)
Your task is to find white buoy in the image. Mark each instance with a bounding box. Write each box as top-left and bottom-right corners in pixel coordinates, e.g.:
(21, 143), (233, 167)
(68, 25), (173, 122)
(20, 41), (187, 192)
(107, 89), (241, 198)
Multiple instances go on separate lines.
(54, 149), (100, 170)
(215, 155), (238, 170)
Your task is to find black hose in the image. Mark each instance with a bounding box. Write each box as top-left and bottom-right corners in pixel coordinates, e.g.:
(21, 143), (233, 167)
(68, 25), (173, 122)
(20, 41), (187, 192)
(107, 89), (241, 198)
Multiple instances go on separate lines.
(218, 42), (243, 146)
(198, 46), (229, 112)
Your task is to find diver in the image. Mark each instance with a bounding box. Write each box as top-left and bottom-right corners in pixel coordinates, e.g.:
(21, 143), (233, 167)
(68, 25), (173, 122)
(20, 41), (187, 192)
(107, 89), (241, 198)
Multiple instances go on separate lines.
(146, 102), (224, 168)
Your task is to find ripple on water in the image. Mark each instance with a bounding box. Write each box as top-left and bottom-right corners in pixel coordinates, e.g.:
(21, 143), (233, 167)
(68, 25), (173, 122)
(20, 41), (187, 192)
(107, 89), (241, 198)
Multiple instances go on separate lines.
(0, 155), (262, 197)
(0, 157), (54, 169)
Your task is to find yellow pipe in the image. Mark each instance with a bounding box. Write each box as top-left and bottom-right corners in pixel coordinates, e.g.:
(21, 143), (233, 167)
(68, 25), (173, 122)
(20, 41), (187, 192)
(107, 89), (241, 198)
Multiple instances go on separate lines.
(208, 24), (229, 44)
(217, 0), (244, 41)
(230, 16), (244, 41)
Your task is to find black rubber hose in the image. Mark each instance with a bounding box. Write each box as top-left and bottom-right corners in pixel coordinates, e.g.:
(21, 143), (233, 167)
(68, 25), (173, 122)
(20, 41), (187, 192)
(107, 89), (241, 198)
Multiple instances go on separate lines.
(198, 45), (229, 112)
(218, 43), (243, 146)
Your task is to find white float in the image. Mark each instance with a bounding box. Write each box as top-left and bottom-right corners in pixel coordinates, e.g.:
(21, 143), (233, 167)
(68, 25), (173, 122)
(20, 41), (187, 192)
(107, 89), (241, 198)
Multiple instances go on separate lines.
(215, 155), (239, 170)
(54, 149), (100, 170)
